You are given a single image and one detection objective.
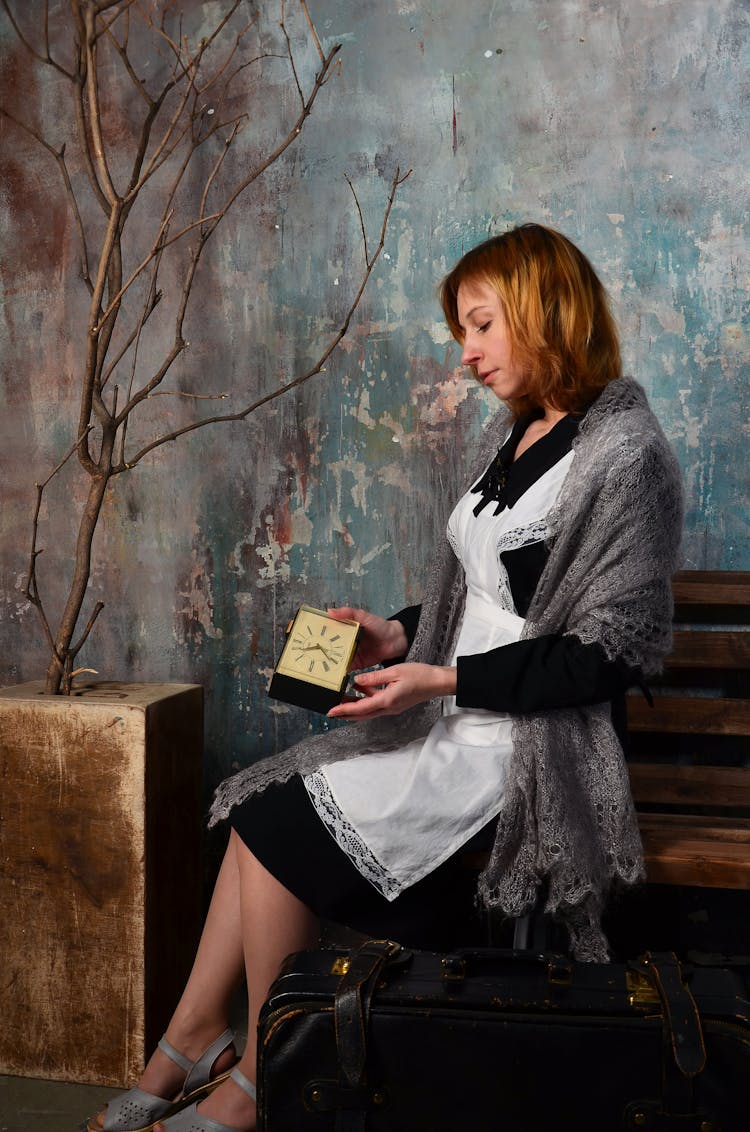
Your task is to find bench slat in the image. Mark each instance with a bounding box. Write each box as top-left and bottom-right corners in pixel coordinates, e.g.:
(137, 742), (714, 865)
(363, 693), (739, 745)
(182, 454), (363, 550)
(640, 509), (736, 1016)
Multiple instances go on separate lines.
(628, 763), (750, 808)
(640, 830), (750, 888)
(638, 813), (750, 840)
(626, 695), (750, 735)
(669, 629), (750, 669)
(673, 570), (750, 606)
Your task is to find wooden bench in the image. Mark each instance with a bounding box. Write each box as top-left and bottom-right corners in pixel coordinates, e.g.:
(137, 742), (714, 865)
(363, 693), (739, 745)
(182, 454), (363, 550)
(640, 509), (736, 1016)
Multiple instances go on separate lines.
(468, 570), (750, 950)
(626, 570), (750, 890)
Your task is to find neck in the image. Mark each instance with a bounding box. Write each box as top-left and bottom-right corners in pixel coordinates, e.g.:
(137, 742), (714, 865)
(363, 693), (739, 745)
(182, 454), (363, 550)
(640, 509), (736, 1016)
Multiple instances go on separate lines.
(540, 405), (567, 427)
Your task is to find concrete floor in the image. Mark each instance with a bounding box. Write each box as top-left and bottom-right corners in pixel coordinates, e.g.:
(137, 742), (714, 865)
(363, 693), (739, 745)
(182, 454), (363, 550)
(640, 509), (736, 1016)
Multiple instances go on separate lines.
(0, 1074), (120, 1132)
(0, 996), (250, 1132)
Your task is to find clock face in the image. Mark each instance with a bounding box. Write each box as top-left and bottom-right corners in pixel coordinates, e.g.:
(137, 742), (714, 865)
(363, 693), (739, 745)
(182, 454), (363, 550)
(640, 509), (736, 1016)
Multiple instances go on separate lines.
(274, 606), (359, 693)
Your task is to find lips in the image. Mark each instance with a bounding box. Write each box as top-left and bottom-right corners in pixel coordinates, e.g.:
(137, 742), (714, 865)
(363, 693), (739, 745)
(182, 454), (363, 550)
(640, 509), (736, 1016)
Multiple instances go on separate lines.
(479, 370), (496, 385)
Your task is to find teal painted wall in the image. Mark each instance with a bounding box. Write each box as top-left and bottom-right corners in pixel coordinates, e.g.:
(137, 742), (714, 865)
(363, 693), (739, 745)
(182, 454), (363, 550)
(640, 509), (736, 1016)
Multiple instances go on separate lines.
(1, 1), (748, 800)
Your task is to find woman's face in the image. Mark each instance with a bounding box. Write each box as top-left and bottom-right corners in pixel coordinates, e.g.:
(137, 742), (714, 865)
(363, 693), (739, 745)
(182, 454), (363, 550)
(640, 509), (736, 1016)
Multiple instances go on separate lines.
(456, 279), (527, 403)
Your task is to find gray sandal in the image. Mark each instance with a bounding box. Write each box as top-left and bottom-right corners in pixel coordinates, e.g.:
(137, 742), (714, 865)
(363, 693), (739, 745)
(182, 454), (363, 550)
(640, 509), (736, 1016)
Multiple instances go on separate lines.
(85, 1028), (236, 1132)
(159, 1066), (257, 1131)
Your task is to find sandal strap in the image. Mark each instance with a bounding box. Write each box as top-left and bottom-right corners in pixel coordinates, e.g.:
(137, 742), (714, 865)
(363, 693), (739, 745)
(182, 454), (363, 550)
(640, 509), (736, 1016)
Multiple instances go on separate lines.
(229, 1066), (257, 1102)
(183, 1028), (236, 1096)
(157, 1036), (193, 1074)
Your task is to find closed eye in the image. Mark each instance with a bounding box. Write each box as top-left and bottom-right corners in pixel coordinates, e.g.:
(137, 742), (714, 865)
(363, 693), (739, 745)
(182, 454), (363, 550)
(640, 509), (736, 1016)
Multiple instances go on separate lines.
(477, 321), (491, 333)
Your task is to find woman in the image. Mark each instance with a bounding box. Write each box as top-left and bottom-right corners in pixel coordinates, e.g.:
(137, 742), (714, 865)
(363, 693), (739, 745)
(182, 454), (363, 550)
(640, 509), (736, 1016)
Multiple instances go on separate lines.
(88, 224), (683, 1132)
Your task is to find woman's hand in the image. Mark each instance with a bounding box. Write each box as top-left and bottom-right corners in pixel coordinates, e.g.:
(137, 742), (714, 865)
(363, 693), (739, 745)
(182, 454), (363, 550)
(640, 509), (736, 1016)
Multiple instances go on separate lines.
(327, 663), (457, 720)
(327, 606), (409, 670)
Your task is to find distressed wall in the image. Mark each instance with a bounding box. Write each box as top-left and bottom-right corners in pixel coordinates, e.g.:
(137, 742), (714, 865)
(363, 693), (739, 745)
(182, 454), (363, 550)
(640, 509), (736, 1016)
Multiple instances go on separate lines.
(1, 0), (748, 801)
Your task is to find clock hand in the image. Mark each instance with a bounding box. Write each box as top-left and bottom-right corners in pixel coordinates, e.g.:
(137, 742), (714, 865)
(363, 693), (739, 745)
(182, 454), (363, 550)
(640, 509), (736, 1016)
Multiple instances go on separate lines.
(297, 642), (331, 659)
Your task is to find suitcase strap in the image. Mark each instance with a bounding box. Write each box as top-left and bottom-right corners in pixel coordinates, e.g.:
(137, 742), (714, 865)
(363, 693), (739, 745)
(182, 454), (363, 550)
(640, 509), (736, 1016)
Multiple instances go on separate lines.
(628, 951), (708, 1126)
(306, 939), (403, 1132)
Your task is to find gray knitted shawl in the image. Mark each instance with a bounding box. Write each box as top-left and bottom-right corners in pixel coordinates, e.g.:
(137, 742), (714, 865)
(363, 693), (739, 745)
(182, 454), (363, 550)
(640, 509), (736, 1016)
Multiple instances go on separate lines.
(210, 377), (684, 961)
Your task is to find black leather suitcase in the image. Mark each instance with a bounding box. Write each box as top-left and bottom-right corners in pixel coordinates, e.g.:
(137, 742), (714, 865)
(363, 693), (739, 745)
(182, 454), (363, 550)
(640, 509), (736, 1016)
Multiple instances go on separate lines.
(257, 939), (749, 1132)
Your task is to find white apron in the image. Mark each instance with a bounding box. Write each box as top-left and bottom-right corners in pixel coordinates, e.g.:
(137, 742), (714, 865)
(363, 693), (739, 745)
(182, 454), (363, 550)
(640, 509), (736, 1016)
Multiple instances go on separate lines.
(304, 448), (574, 899)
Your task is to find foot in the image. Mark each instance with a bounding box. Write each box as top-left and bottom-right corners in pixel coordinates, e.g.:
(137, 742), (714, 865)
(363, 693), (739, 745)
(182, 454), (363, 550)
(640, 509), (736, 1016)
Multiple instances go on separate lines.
(156, 1064), (257, 1132)
(89, 1025), (236, 1131)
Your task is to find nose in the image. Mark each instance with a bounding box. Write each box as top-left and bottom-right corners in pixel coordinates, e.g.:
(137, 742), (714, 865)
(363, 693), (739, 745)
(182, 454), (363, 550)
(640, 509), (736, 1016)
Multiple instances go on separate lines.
(461, 335), (481, 367)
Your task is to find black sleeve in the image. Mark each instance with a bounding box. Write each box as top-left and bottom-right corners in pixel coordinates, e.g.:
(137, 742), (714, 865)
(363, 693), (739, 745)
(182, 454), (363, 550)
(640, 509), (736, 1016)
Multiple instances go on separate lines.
(382, 603), (422, 665)
(455, 632), (639, 713)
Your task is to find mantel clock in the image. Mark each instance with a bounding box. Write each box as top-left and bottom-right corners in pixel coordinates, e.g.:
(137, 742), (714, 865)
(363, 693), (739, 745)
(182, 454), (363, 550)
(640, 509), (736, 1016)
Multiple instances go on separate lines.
(268, 605), (361, 714)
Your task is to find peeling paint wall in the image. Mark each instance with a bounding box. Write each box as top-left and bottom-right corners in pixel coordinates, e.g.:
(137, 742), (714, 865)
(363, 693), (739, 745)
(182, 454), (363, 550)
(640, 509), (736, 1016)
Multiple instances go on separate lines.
(1, 0), (748, 798)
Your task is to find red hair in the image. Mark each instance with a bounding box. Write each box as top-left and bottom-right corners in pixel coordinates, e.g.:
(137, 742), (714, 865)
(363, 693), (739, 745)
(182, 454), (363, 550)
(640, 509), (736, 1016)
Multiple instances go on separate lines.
(440, 224), (622, 416)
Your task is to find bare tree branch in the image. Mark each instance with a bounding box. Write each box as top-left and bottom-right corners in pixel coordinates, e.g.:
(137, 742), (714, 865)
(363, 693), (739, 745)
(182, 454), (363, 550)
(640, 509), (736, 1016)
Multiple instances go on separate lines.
(22, 423), (96, 662)
(3, 1), (410, 693)
(118, 168), (411, 471)
(111, 39), (336, 422)
(148, 389), (229, 400)
(280, 0), (305, 105)
(102, 19), (152, 105)
(0, 108), (93, 291)
(72, 39), (112, 216)
(83, 3), (120, 204)
(121, 7), (253, 202)
(215, 41), (342, 219)
(198, 123), (239, 226)
(1, 0), (75, 80)
(93, 210), (174, 333)
(92, 0), (138, 43)
(196, 15), (260, 103)
(77, 203), (125, 471)
(68, 600), (105, 659)
(94, 0), (134, 15)
(345, 172), (369, 266)
(300, 0), (326, 66)
(101, 282), (161, 391)
(141, 0), (241, 86)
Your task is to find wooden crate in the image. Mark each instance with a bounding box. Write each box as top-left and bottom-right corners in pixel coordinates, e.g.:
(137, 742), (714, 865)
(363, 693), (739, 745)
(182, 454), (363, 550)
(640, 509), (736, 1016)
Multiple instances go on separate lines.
(0, 681), (204, 1086)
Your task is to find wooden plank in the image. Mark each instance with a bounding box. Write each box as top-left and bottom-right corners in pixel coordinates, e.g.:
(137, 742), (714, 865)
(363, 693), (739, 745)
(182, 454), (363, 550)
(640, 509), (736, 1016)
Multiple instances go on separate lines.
(673, 570), (750, 607)
(626, 695), (750, 735)
(628, 763), (750, 808)
(638, 813), (750, 840)
(640, 826), (750, 888)
(668, 629), (750, 669)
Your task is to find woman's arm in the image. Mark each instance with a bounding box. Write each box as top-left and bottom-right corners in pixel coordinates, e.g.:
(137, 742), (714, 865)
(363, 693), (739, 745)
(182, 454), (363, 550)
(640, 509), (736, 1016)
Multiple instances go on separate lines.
(327, 632), (636, 721)
(456, 633), (639, 713)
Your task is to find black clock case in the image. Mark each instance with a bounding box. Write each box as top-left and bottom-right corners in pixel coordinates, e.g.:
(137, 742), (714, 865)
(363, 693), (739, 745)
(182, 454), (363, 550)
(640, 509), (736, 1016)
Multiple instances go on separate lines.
(268, 672), (343, 715)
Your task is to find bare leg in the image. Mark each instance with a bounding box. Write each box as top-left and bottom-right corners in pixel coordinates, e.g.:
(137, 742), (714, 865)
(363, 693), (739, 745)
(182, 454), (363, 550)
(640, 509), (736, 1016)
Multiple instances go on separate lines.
(90, 836), (245, 1130)
(166, 830), (320, 1131)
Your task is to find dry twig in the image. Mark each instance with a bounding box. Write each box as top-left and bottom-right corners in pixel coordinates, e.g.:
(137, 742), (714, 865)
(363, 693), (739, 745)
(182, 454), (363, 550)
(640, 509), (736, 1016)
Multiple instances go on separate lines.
(1, 1), (409, 693)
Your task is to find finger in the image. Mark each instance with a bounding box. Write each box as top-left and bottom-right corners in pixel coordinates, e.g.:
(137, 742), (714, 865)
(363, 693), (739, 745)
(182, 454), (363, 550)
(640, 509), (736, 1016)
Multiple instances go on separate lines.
(328, 699), (374, 718)
(328, 688), (391, 718)
(353, 669), (394, 688)
(327, 606), (362, 622)
(352, 683), (379, 698)
(330, 701), (388, 720)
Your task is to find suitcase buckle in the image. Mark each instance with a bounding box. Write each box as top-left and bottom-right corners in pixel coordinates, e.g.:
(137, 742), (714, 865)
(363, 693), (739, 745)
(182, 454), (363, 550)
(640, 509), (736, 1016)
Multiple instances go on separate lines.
(625, 968), (661, 1009)
(441, 955), (466, 984)
(546, 955), (573, 985)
